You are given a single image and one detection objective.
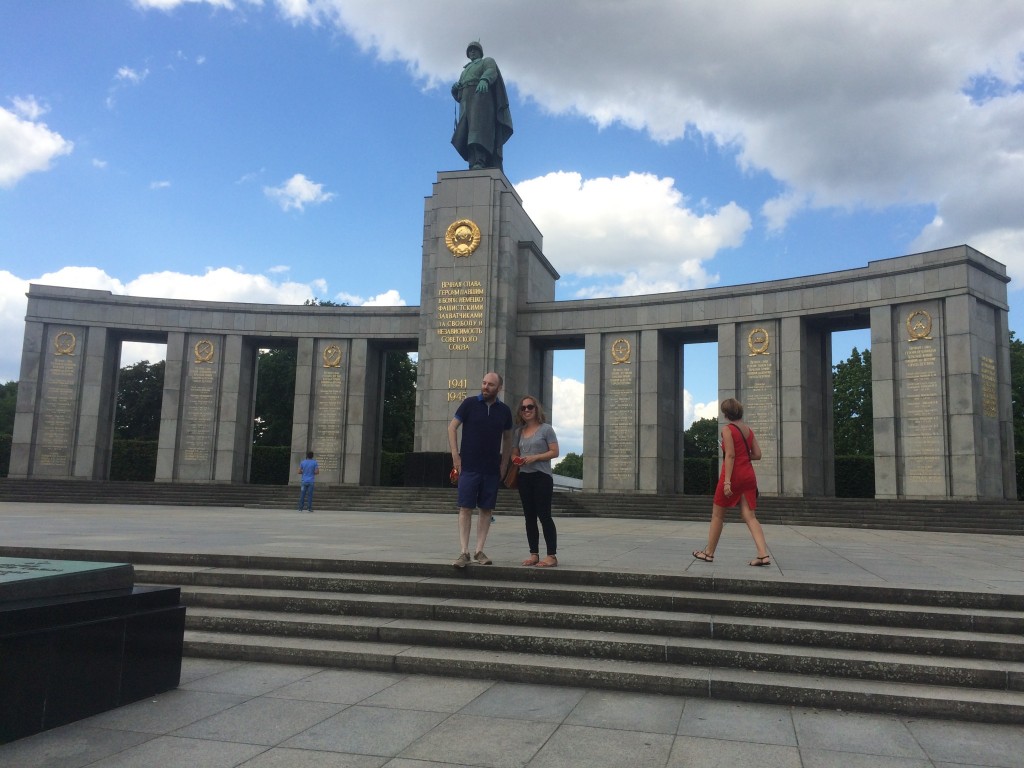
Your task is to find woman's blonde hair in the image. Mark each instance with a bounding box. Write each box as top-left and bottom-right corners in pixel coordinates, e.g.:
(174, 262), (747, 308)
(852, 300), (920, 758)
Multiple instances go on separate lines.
(721, 398), (744, 421)
(514, 395), (548, 426)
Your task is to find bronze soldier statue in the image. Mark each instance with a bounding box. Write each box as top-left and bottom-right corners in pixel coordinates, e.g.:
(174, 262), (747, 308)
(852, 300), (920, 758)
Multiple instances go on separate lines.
(451, 42), (513, 171)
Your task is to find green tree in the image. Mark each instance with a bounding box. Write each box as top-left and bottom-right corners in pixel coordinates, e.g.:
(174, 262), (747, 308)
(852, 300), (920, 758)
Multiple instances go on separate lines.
(1009, 332), (1024, 452)
(833, 347), (873, 456)
(253, 347), (297, 446)
(382, 352), (416, 453)
(683, 417), (719, 457)
(116, 360), (164, 440)
(0, 380), (16, 436)
(553, 451), (583, 479)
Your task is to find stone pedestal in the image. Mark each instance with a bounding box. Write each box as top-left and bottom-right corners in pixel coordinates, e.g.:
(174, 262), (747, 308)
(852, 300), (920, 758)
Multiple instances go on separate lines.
(412, 169), (556, 458)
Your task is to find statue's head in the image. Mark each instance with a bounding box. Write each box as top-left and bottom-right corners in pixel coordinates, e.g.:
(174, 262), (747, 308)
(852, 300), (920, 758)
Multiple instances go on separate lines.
(466, 41), (483, 58)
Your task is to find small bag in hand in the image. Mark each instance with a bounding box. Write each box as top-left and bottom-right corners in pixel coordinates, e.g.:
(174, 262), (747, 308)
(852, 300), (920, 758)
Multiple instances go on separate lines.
(503, 456), (523, 489)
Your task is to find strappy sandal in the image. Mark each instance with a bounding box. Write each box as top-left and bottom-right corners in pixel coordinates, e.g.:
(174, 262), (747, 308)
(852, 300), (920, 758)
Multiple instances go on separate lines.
(749, 555), (772, 567)
(536, 555), (558, 568)
(522, 554), (540, 566)
(692, 549), (714, 562)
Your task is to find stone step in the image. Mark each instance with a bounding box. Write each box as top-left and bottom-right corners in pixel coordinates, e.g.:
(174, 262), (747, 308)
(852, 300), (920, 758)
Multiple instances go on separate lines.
(180, 604), (1024, 691)
(182, 630), (1024, 724)
(138, 567), (1024, 635)
(2, 478), (1021, 533)
(9, 545), (1023, 721)
(170, 585), (1024, 661)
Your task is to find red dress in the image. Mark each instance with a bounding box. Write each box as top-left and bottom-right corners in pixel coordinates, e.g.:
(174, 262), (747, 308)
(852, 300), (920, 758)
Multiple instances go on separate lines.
(713, 424), (758, 510)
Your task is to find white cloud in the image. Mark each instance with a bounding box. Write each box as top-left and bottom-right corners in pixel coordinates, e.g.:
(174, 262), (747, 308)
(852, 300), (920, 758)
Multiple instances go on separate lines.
(550, 375), (583, 457)
(334, 289), (407, 306)
(11, 95), (47, 121)
(0, 266), (332, 380)
(215, 1), (1024, 286)
(149, 180), (171, 190)
(264, 173), (335, 211)
(0, 103), (73, 188)
(517, 171), (748, 296)
(115, 66), (149, 84)
(132, 0), (253, 10)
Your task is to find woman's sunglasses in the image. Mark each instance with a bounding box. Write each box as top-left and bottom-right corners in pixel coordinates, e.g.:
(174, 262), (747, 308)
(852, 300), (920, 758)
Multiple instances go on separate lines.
(520, 404), (536, 411)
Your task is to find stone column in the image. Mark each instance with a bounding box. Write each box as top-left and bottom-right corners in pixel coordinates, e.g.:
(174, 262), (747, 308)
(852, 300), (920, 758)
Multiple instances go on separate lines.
(945, 294), (1013, 498)
(599, 332), (639, 491)
(170, 333), (225, 482)
(344, 338), (370, 485)
(582, 332), (602, 492)
(638, 329), (679, 494)
(12, 323), (92, 479)
(213, 334), (254, 483)
(8, 320), (46, 478)
(732, 321), (781, 495)
(870, 305), (898, 498)
(289, 337), (316, 484)
(778, 316), (831, 496)
(155, 332), (185, 482)
(72, 326), (119, 480)
(892, 300), (950, 497)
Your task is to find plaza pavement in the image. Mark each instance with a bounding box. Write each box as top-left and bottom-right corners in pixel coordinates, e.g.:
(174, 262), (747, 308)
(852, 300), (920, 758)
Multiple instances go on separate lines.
(1, 500), (1023, 767)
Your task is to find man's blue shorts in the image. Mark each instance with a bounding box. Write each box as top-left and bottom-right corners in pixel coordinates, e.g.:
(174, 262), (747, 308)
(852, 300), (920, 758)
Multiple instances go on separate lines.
(457, 470), (500, 510)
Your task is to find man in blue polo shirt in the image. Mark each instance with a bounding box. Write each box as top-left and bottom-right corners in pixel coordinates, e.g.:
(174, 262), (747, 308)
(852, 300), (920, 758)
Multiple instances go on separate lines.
(447, 371), (513, 568)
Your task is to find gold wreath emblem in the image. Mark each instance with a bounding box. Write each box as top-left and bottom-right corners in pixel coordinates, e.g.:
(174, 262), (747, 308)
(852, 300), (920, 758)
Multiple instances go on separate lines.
(193, 339), (215, 363)
(322, 344), (343, 368)
(53, 330), (77, 356)
(445, 219), (481, 257)
(611, 338), (631, 365)
(907, 309), (933, 341)
(748, 328), (770, 356)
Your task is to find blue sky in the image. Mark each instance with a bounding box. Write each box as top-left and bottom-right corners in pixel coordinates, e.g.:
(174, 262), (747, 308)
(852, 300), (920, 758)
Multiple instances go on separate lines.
(3, 1), (1024, 457)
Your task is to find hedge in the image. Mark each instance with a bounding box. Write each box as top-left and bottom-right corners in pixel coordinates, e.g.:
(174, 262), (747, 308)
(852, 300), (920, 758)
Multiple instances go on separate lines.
(110, 439), (158, 481)
(834, 456), (875, 498)
(250, 446), (290, 485)
(0, 434), (10, 477)
(683, 458), (714, 495)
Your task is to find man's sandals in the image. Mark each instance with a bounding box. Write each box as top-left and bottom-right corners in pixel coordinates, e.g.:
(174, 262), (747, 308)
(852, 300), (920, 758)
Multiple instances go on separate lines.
(692, 549), (714, 562)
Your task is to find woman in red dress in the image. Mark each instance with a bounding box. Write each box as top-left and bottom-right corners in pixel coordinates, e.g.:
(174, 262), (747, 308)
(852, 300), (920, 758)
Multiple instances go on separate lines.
(692, 398), (772, 567)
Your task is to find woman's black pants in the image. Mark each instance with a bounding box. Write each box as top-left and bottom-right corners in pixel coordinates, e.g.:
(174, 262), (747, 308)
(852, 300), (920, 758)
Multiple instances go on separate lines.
(517, 471), (557, 555)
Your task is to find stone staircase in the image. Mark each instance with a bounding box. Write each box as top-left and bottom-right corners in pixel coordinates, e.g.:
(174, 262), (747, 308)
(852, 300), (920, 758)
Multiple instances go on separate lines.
(1, 478), (1021, 533)
(5, 547), (1023, 723)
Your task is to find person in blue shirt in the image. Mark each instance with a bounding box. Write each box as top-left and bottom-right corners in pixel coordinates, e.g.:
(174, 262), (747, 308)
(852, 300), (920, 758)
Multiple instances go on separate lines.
(297, 451), (319, 512)
(447, 372), (513, 567)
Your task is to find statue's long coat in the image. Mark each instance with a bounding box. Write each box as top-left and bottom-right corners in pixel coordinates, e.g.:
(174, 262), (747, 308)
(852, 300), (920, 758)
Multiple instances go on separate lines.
(451, 56), (513, 170)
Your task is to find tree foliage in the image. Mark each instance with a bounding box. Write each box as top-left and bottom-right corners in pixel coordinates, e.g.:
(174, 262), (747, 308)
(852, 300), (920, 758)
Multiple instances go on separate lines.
(1009, 332), (1024, 452)
(553, 451), (583, 479)
(253, 347), (297, 446)
(382, 352), (416, 453)
(0, 380), (17, 436)
(683, 417), (719, 458)
(116, 360), (164, 440)
(833, 347), (873, 456)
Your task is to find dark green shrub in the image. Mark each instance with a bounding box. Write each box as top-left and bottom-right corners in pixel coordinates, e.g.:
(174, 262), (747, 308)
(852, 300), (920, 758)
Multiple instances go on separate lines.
(251, 446), (290, 485)
(110, 439), (158, 481)
(834, 456), (875, 497)
(0, 434), (11, 477)
(381, 451), (406, 486)
(683, 457), (714, 495)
